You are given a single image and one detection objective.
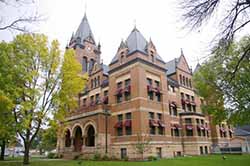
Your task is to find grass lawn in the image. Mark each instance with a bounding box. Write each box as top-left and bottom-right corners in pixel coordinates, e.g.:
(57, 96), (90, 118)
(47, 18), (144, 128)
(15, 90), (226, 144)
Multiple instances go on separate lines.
(0, 155), (250, 166)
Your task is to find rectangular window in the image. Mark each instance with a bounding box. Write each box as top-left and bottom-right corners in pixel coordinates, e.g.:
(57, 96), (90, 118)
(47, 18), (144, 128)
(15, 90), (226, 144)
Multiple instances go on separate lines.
(126, 112), (131, 120)
(90, 96), (94, 105)
(147, 78), (152, 85)
(156, 93), (161, 102)
(125, 112), (132, 135)
(192, 105), (196, 112)
(83, 98), (87, 106)
(186, 129), (193, 136)
(118, 114), (123, 122)
(124, 79), (131, 101)
(157, 113), (162, 120)
(104, 90), (108, 96)
(150, 126), (156, 135)
(117, 127), (123, 136)
(148, 91), (154, 100)
(185, 118), (192, 124)
(95, 93), (100, 104)
(149, 112), (154, 119)
(174, 129), (180, 136)
(116, 82), (123, 103)
(155, 80), (160, 87)
(181, 93), (184, 99)
(158, 127), (164, 135)
(156, 147), (162, 158)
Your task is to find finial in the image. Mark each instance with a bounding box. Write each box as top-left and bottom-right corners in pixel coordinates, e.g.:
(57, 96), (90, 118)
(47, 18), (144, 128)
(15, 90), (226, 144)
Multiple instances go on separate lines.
(181, 48), (184, 56)
(84, 1), (87, 15)
(196, 56), (200, 64)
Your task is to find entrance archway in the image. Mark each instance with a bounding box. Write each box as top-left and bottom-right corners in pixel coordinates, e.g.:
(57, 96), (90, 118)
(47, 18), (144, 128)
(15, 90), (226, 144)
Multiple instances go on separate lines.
(65, 129), (71, 147)
(73, 126), (83, 152)
(85, 125), (95, 147)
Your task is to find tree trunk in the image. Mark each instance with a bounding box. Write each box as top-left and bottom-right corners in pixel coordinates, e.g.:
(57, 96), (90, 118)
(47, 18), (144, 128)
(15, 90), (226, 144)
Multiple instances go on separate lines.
(23, 142), (30, 165)
(0, 140), (6, 160)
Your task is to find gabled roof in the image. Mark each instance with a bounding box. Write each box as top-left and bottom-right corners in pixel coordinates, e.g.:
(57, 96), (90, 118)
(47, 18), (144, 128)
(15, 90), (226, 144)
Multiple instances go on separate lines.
(166, 58), (179, 75)
(74, 13), (95, 44)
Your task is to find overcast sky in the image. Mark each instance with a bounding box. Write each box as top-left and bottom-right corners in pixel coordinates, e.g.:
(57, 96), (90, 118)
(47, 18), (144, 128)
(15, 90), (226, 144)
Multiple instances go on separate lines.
(0, 0), (230, 69)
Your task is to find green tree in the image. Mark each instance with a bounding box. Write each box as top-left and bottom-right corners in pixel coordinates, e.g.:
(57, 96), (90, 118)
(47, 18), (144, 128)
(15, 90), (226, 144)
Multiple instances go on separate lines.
(0, 34), (86, 164)
(0, 42), (16, 160)
(193, 36), (250, 124)
(41, 123), (57, 152)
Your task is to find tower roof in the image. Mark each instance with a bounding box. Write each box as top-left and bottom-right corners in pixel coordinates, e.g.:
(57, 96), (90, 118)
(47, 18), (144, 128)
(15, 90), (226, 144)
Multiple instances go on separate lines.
(74, 13), (95, 44)
(193, 63), (201, 73)
(126, 27), (148, 55)
(110, 27), (165, 64)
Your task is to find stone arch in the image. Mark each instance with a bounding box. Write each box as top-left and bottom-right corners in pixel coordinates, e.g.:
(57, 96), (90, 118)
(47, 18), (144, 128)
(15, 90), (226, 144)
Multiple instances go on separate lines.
(83, 121), (97, 147)
(72, 124), (84, 152)
(64, 129), (71, 147)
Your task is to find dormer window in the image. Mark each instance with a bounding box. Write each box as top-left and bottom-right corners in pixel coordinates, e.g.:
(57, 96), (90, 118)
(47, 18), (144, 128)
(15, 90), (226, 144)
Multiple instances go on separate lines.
(121, 55), (124, 64)
(150, 55), (154, 63)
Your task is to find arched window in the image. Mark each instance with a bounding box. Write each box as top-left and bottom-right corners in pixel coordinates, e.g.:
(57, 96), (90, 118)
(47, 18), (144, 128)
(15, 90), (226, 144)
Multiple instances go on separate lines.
(189, 79), (192, 88)
(65, 129), (71, 147)
(82, 57), (87, 72)
(97, 76), (100, 86)
(179, 75), (182, 84)
(94, 78), (97, 88)
(89, 59), (95, 71)
(85, 125), (95, 147)
(183, 76), (185, 86)
(186, 77), (189, 87)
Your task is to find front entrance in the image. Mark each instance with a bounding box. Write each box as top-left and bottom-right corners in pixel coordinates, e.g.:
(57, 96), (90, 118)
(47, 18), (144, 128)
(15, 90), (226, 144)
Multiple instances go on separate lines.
(74, 126), (83, 152)
(85, 125), (95, 147)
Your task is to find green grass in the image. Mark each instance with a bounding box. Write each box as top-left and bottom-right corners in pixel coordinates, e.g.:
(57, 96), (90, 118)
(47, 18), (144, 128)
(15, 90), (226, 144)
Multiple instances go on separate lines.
(0, 155), (250, 166)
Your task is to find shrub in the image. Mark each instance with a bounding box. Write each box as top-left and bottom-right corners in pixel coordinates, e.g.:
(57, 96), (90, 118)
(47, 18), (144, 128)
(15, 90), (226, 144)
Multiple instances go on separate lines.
(148, 156), (157, 161)
(93, 153), (101, 160)
(102, 155), (109, 161)
(74, 155), (80, 160)
(47, 152), (56, 159)
(123, 156), (129, 161)
(110, 155), (118, 161)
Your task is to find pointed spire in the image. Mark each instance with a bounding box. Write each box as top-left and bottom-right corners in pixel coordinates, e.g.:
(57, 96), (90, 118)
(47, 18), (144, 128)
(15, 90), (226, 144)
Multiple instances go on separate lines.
(181, 48), (184, 56)
(74, 12), (95, 45)
(119, 39), (127, 49)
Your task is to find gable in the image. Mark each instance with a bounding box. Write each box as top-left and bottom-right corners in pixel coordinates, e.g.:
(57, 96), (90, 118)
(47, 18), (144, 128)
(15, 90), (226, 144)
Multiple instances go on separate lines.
(177, 55), (191, 73)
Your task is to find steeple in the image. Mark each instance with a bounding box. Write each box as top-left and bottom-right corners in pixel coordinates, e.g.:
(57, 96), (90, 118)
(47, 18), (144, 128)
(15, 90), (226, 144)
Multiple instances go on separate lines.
(69, 13), (95, 48)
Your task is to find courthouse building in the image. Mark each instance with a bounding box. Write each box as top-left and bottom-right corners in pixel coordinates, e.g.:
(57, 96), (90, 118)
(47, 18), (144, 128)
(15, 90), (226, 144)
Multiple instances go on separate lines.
(57, 14), (234, 159)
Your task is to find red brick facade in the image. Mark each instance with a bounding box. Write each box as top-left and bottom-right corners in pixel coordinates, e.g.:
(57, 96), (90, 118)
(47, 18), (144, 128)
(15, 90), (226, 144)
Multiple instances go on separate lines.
(57, 15), (234, 159)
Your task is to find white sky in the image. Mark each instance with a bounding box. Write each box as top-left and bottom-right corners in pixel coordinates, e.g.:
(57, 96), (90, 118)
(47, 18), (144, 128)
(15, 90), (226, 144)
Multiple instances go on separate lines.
(0, 0), (230, 69)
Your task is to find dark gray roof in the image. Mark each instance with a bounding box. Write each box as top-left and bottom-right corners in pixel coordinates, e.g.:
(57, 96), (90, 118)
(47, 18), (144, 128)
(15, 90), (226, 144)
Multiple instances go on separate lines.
(234, 128), (250, 136)
(193, 63), (201, 73)
(166, 58), (179, 75)
(126, 27), (148, 55)
(167, 77), (179, 87)
(74, 13), (95, 44)
(110, 27), (165, 64)
(102, 64), (109, 75)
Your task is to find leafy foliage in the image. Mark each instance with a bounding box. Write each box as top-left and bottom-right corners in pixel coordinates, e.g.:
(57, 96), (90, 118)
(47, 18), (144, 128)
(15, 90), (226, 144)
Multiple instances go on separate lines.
(0, 34), (87, 164)
(193, 36), (250, 125)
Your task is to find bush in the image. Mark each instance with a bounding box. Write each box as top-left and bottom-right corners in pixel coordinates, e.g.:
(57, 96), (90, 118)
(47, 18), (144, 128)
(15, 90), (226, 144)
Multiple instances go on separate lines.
(102, 155), (109, 161)
(93, 153), (101, 160)
(148, 156), (157, 161)
(123, 156), (129, 161)
(74, 155), (80, 160)
(110, 155), (118, 161)
(47, 152), (56, 159)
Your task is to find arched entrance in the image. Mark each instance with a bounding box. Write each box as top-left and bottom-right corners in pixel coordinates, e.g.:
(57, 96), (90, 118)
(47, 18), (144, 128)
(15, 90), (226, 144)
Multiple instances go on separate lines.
(85, 125), (95, 147)
(73, 126), (83, 152)
(64, 129), (71, 147)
